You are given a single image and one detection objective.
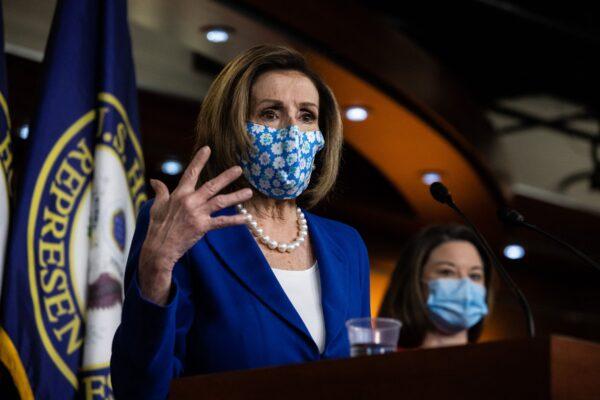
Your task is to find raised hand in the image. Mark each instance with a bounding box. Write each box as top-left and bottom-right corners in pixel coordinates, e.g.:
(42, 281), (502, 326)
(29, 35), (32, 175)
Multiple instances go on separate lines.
(138, 146), (252, 305)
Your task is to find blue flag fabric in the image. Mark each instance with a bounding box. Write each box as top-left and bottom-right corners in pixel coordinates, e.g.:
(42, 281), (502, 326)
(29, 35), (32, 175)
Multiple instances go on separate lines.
(0, 0), (14, 298)
(0, 1), (146, 398)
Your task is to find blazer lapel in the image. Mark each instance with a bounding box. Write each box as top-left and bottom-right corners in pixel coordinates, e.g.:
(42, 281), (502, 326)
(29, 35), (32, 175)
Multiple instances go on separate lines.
(203, 206), (314, 343)
(305, 211), (350, 354)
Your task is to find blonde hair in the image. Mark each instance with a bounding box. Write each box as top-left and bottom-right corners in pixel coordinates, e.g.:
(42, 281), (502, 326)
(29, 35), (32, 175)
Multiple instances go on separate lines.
(194, 44), (343, 208)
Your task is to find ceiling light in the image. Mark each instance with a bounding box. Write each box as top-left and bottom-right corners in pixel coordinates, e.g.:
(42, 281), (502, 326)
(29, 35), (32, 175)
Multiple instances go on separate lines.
(18, 124), (29, 140)
(205, 28), (230, 43)
(422, 172), (442, 185)
(161, 160), (183, 176)
(503, 244), (525, 260)
(345, 106), (368, 122)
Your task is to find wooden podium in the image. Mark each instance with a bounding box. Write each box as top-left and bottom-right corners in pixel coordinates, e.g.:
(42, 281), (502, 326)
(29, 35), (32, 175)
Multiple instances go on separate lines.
(169, 336), (599, 399)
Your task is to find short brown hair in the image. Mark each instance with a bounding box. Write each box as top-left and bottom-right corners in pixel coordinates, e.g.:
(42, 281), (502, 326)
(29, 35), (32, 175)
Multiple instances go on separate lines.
(379, 224), (492, 348)
(194, 44), (343, 208)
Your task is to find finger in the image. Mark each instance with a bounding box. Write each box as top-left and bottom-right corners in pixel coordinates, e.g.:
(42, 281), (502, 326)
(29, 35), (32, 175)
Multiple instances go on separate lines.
(150, 179), (170, 204)
(177, 146), (211, 192)
(205, 188), (253, 214)
(208, 214), (248, 231)
(195, 165), (244, 201)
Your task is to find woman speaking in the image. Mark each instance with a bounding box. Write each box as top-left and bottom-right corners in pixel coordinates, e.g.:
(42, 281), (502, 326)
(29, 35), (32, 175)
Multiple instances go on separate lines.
(110, 45), (371, 399)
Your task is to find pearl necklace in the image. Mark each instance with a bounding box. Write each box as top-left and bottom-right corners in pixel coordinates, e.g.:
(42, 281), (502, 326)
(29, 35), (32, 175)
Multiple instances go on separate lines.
(236, 204), (307, 253)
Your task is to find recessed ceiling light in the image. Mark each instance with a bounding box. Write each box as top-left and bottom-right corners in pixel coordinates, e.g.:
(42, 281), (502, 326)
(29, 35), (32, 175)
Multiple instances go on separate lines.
(204, 27), (231, 43)
(503, 244), (525, 260)
(18, 124), (30, 140)
(345, 106), (368, 121)
(161, 160), (183, 176)
(422, 172), (442, 185)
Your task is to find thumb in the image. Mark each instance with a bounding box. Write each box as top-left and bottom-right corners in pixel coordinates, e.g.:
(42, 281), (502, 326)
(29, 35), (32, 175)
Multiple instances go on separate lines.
(150, 179), (170, 203)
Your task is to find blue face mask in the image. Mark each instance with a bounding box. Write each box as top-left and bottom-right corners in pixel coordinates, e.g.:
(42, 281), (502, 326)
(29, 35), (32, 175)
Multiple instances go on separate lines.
(426, 278), (488, 334)
(241, 122), (325, 199)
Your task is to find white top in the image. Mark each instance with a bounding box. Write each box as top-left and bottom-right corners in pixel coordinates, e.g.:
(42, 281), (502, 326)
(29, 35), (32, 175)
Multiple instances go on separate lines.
(271, 263), (326, 354)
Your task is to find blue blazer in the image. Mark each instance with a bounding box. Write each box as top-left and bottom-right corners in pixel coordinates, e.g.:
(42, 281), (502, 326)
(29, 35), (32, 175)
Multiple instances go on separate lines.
(111, 200), (371, 399)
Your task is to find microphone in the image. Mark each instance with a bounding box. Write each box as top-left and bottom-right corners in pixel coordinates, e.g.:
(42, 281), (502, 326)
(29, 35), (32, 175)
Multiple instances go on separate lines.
(498, 207), (600, 273)
(430, 181), (453, 205)
(429, 182), (536, 337)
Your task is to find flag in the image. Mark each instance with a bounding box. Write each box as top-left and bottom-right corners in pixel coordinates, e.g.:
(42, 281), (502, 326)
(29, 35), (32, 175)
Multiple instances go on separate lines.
(0, 0), (146, 398)
(0, 0), (14, 300)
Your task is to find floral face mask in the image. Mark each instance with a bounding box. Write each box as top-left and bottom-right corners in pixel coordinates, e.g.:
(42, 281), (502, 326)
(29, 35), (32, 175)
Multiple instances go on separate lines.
(241, 122), (325, 199)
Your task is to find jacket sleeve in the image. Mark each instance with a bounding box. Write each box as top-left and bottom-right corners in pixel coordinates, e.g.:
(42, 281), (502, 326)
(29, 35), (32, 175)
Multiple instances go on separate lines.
(111, 200), (195, 400)
(355, 228), (372, 318)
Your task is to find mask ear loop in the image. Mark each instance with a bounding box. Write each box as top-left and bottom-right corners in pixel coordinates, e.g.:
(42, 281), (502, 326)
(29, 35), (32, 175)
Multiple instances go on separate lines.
(309, 130), (326, 173)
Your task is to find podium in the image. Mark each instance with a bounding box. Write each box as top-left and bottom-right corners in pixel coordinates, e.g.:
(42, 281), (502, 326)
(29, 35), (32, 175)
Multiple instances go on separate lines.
(169, 335), (599, 399)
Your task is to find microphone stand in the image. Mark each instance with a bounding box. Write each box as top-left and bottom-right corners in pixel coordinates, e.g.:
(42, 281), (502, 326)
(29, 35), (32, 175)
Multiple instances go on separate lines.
(498, 208), (600, 274)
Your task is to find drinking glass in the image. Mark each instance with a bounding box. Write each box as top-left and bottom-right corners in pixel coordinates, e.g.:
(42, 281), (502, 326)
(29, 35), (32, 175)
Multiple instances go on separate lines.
(345, 317), (401, 357)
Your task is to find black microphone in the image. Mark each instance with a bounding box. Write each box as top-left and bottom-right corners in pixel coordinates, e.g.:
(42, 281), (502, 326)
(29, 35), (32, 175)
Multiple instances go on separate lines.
(497, 207), (525, 225)
(430, 181), (453, 205)
(429, 182), (536, 337)
(498, 207), (600, 273)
